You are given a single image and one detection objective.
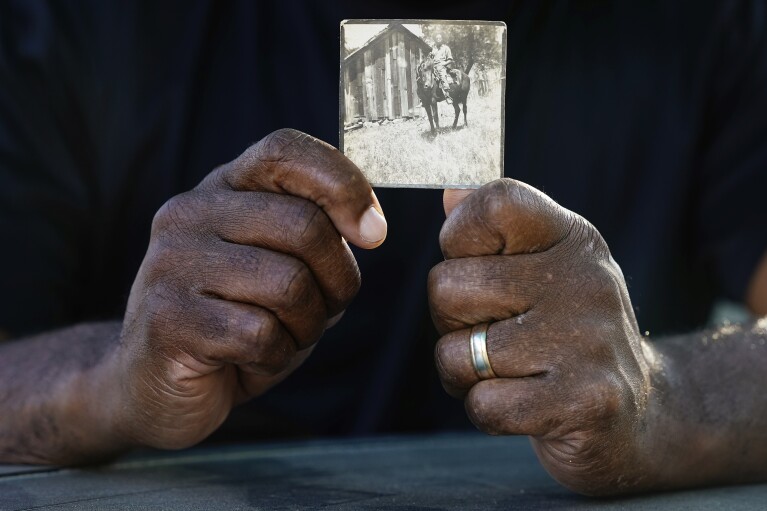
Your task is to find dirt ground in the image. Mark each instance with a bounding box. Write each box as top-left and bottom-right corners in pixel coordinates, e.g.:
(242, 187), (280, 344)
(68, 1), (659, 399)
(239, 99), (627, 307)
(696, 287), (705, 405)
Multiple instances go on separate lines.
(343, 90), (503, 188)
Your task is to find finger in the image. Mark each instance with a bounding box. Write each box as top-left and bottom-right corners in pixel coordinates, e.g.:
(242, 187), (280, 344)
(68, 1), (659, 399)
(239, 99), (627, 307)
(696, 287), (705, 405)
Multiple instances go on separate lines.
(325, 311), (345, 329)
(205, 128), (387, 249)
(236, 346), (315, 399)
(428, 254), (548, 334)
(465, 372), (622, 437)
(201, 190), (360, 316)
(434, 314), (550, 398)
(198, 244), (327, 349)
(168, 297), (298, 377)
(440, 178), (574, 259)
(443, 189), (475, 216)
(465, 376), (565, 436)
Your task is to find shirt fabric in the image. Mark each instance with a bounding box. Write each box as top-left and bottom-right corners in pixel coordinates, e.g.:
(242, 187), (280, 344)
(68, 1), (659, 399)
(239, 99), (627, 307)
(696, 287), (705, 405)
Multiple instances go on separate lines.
(1, 0), (766, 440)
(431, 44), (453, 64)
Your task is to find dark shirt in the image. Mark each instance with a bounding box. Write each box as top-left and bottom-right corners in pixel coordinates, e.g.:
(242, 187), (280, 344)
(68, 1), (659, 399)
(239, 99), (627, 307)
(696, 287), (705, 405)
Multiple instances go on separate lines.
(1, 0), (766, 439)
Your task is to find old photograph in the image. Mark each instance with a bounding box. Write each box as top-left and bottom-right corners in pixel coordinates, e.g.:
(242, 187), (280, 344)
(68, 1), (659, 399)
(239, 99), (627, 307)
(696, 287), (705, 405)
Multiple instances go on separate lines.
(340, 19), (506, 188)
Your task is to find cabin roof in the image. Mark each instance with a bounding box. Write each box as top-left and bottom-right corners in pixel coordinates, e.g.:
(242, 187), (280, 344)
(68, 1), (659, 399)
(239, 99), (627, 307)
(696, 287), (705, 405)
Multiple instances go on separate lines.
(343, 23), (432, 66)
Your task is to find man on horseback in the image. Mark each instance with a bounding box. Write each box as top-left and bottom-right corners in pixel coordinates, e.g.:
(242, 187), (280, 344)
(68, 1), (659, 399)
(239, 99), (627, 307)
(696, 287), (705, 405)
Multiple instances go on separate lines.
(429, 33), (454, 104)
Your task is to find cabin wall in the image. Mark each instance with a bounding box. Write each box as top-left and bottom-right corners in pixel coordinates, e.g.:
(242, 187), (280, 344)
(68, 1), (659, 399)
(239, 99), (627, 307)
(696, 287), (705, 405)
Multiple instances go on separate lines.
(344, 56), (365, 122)
(344, 28), (428, 122)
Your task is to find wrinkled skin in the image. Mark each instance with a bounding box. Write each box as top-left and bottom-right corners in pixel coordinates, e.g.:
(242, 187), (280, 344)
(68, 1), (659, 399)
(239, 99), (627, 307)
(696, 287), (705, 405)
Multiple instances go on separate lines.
(113, 128), (387, 449)
(2, 129), (766, 484)
(429, 180), (653, 495)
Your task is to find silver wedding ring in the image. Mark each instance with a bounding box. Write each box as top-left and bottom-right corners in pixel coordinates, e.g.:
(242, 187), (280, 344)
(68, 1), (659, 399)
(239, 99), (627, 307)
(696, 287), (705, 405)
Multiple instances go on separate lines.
(470, 323), (497, 380)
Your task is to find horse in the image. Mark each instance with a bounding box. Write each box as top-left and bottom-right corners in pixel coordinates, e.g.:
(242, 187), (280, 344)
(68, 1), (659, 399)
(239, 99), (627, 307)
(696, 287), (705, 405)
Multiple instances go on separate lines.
(416, 56), (471, 134)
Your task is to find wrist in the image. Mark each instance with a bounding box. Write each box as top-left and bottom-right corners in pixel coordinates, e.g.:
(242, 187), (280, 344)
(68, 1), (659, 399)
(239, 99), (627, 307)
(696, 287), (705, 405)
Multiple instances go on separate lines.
(631, 339), (676, 489)
(633, 338), (716, 491)
(0, 322), (132, 465)
(55, 332), (134, 464)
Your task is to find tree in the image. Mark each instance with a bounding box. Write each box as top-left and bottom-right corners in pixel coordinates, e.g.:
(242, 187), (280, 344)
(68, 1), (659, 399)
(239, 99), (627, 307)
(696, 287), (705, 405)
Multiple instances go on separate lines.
(420, 24), (502, 74)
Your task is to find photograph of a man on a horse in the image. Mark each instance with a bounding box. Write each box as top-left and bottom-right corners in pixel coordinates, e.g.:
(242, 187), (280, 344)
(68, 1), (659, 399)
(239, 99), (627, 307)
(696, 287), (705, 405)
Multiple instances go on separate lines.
(417, 32), (471, 133)
(340, 20), (506, 188)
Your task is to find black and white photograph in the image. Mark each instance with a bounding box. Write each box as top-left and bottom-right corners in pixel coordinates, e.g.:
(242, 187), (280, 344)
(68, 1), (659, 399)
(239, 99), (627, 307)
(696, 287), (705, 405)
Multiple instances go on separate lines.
(340, 20), (507, 188)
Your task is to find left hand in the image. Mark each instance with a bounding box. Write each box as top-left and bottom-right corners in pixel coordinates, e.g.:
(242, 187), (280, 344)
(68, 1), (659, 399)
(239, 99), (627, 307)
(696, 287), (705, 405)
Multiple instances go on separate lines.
(428, 179), (655, 496)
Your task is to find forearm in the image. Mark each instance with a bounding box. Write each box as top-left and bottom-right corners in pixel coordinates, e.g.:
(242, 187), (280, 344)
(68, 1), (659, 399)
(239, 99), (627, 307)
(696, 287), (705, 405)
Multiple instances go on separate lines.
(0, 321), (129, 465)
(642, 318), (767, 489)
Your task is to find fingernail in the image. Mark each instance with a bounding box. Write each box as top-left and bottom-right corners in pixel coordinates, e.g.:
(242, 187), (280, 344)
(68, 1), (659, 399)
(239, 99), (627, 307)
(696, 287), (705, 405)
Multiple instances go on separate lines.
(359, 206), (387, 243)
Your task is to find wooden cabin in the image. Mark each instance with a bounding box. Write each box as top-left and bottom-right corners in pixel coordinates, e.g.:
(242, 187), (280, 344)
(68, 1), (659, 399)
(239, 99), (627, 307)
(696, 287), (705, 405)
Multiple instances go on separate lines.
(343, 23), (432, 123)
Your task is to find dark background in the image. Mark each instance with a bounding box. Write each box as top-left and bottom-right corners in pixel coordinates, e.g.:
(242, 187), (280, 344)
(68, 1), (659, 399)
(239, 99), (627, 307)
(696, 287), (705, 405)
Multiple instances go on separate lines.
(1, 0), (766, 441)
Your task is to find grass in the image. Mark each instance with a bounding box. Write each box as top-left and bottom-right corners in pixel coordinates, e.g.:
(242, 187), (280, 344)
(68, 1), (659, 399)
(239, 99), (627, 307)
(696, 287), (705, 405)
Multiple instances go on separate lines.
(342, 90), (503, 188)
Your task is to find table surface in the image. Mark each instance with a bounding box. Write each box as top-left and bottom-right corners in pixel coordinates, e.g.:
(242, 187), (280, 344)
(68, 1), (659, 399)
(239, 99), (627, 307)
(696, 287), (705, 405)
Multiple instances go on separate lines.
(1, 433), (765, 510)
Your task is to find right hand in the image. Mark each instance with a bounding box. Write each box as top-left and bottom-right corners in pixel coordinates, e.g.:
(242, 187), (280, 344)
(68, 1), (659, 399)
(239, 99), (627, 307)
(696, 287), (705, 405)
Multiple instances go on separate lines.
(110, 129), (386, 450)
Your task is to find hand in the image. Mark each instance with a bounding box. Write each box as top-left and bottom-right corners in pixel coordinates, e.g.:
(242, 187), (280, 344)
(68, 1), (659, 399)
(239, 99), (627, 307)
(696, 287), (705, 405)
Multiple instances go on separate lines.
(111, 129), (387, 450)
(429, 179), (654, 496)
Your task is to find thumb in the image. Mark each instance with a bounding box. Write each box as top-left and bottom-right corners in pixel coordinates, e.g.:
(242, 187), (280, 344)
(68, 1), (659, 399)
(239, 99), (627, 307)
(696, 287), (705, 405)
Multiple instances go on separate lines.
(208, 129), (387, 249)
(443, 189), (475, 217)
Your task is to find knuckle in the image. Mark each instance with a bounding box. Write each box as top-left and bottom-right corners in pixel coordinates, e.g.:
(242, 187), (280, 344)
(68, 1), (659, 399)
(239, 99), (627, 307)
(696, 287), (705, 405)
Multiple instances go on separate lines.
(151, 191), (210, 244)
(255, 128), (311, 162)
(591, 273), (625, 312)
(433, 337), (454, 381)
(196, 305), (294, 376)
(325, 260), (362, 315)
(486, 177), (514, 199)
(429, 265), (483, 335)
(482, 178), (516, 219)
(143, 290), (184, 343)
(465, 387), (500, 435)
(567, 216), (609, 256)
(428, 307), (458, 337)
(554, 316), (616, 364)
(433, 331), (474, 398)
(427, 262), (448, 298)
(433, 338), (469, 400)
(323, 159), (364, 196)
(494, 178), (533, 211)
(426, 264), (449, 311)
(250, 129), (357, 198)
(485, 320), (520, 357)
(340, 261), (362, 298)
(582, 375), (624, 421)
(292, 201), (333, 251)
(141, 242), (202, 295)
(243, 314), (295, 374)
(572, 257), (625, 314)
(273, 260), (314, 311)
(146, 238), (186, 271)
(249, 308), (281, 343)
(151, 193), (191, 234)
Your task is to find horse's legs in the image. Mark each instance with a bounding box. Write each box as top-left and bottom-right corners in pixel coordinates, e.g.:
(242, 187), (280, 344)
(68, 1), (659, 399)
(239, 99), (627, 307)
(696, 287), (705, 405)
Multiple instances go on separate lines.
(425, 103), (435, 133)
(433, 102), (440, 129)
(462, 101), (468, 127)
(452, 101), (460, 129)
